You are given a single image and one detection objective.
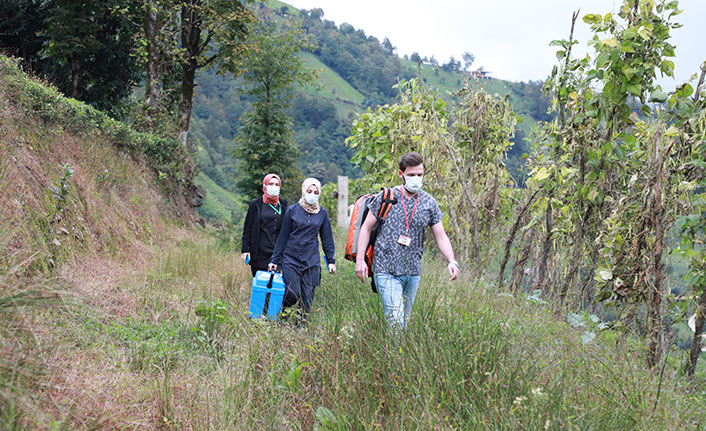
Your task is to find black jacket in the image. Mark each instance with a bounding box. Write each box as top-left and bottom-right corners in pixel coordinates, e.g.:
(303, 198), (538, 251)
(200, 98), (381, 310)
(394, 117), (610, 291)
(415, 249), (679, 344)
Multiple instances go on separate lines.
(241, 197), (288, 264)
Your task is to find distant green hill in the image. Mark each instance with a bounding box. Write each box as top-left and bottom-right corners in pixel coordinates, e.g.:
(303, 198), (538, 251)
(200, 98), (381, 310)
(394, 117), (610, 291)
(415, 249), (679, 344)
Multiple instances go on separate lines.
(300, 51), (365, 107)
(191, 0), (552, 221)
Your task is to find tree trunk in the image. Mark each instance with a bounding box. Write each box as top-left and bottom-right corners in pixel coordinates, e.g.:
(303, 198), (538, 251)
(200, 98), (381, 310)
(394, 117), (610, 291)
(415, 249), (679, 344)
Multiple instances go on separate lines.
(580, 246), (599, 314)
(144, 0), (161, 125)
(481, 173), (501, 274)
(443, 198), (468, 264)
(70, 56), (81, 99)
(560, 145), (587, 306)
(178, 0), (203, 146)
(178, 62), (196, 145)
(685, 291), (706, 377)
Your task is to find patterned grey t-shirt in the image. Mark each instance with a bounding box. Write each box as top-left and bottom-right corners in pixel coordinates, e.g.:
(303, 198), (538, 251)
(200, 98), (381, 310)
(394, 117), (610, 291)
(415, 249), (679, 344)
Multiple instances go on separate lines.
(367, 187), (443, 276)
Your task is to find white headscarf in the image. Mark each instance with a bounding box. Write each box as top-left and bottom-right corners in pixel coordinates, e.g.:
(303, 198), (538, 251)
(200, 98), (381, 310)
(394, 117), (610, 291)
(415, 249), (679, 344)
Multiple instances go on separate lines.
(299, 177), (321, 214)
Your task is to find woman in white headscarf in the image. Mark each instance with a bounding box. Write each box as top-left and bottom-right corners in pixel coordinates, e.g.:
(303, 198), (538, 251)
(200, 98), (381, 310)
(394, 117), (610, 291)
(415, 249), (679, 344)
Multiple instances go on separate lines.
(269, 178), (336, 319)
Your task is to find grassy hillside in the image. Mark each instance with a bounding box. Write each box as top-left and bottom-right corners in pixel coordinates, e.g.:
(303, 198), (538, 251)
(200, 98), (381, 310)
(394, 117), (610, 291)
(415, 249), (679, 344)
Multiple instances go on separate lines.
(0, 55), (195, 425)
(300, 51), (365, 107)
(194, 171), (243, 223)
(0, 55), (192, 269)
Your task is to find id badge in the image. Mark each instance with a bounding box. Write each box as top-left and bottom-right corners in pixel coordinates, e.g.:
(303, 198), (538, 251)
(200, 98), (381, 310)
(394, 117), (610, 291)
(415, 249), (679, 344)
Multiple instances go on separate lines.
(397, 235), (411, 246)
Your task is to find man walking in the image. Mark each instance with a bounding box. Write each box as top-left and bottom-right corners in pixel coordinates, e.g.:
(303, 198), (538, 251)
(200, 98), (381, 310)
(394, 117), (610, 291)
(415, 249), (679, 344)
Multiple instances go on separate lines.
(355, 152), (460, 331)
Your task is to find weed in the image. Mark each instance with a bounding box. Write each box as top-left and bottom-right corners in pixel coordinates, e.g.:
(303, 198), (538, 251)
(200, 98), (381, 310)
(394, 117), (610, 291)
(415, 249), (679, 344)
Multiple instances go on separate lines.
(154, 366), (182, 431)
(104, 318), (200, 372)
(97, 169), (109, 186)
(212, 225), (243, 253)
(194, 298), (230, 352)
(51, 163), (73, 214)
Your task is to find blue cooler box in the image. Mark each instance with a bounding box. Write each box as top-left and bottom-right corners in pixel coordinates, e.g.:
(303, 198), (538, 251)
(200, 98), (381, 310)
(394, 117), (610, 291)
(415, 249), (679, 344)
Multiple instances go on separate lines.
(249, 271), (285, 320)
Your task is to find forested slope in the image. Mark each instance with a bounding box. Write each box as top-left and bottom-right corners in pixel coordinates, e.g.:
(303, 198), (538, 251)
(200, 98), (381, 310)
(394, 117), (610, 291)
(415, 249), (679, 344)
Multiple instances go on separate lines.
(191, 0), (552, 221)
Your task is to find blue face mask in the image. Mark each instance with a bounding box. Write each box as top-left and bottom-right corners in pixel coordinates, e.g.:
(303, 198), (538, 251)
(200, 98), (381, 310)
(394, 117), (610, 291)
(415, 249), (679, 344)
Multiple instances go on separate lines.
(266, 185), (280, 197)
(403, 175), (423, 193)
(304, 192), (319, 205)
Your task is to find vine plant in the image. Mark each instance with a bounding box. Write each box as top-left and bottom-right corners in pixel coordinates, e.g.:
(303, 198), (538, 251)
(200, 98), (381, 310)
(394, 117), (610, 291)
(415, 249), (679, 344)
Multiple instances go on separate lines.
(510, 0), (705, 369)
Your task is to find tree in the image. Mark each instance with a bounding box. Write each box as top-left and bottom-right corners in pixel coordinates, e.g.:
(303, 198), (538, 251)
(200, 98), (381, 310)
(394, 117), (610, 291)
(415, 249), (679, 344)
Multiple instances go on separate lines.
(234, 10), (317, 202)
(0, 0), (50, 72)
(442, 56), (460, 72)
(38, 0), (141, 113)
(410, 52), (421, 63)
(462, 51), (475, 71)
(324, 162), (338, 184)
(175, 0), (252, 145)
(142, 0), (179, 128)
(382, 37), (394, 55)
(675, 63), (706, 377)
(347, 79), (516, 270)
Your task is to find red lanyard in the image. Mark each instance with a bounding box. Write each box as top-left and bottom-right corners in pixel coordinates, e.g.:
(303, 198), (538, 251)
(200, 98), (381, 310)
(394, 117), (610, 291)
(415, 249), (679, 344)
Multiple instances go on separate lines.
(401, 188), (419, 234)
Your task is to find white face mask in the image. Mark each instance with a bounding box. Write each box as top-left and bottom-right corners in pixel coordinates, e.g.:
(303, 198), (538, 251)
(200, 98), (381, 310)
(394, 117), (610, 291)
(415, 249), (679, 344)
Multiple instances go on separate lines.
(266, 185), (280, 197)
(403, 175), (423, 193)
(304, 192), (319, 205)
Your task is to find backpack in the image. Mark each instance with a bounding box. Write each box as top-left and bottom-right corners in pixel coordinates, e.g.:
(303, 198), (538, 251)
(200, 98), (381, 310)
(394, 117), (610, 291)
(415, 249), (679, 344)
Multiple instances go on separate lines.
(344, 187), (397, 292)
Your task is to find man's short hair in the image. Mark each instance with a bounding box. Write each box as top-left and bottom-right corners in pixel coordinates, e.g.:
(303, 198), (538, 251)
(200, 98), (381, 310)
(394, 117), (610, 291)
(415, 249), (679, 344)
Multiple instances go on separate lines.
(398, 152), (424, 172)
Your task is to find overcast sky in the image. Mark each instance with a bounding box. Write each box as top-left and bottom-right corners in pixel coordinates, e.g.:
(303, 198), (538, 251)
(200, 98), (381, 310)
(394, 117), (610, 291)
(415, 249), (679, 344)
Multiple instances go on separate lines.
(285, 0), (705, 89)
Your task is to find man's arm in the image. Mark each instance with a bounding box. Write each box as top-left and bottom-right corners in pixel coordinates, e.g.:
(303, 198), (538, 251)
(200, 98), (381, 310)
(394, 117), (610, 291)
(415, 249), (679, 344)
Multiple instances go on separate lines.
(354, 211), (377, 283)
(431, 221), (460, 281)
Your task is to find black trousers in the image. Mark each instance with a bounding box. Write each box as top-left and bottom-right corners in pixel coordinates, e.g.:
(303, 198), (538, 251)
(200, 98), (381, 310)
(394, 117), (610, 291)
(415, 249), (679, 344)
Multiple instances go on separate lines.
(282, 265), (320, 315)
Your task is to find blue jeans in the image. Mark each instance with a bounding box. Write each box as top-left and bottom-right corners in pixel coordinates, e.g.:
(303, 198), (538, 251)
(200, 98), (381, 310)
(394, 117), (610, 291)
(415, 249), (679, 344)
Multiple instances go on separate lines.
(374, 273), (421, 331)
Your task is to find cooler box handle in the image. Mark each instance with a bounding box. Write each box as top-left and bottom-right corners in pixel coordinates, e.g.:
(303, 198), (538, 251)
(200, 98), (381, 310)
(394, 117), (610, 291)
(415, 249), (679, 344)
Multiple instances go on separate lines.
(263, 271), (276, 316)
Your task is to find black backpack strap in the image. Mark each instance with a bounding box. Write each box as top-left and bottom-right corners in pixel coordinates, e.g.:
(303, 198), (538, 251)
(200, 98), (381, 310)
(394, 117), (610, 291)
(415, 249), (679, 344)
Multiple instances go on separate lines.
(376, 187), (397, 221)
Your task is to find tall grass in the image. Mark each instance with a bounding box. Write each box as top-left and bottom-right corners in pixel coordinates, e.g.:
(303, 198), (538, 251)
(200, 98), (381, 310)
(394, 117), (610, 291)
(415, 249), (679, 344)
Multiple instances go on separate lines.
(14, 221), (705, 429)
(0, 159), (73, 429)
(2, 213), (700, 430)
(188, 258), (704, 430)
(74, 228), (706, 429)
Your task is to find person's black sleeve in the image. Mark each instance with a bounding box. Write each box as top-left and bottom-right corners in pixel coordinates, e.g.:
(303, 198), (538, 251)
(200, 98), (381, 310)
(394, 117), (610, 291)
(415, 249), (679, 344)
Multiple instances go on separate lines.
(241, 200), (256, 253)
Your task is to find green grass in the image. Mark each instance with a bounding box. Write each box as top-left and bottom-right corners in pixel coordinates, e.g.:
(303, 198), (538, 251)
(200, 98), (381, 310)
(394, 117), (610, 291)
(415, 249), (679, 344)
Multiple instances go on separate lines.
(27, 227), (706, 429)
(0, 55), (190, 186)
(299, 51), (366, 106)
(265, 0), (300, 15)
(195, 172), (242, 222)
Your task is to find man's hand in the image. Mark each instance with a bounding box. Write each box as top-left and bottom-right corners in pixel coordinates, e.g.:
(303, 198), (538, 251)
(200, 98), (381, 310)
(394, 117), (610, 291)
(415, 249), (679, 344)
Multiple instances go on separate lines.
(447, 261), (460, 281)
(355, 260), (368, 283)
(268, 263), (277, 272)
(328, 263), (336, 274)
(241, 252), (250, 264)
